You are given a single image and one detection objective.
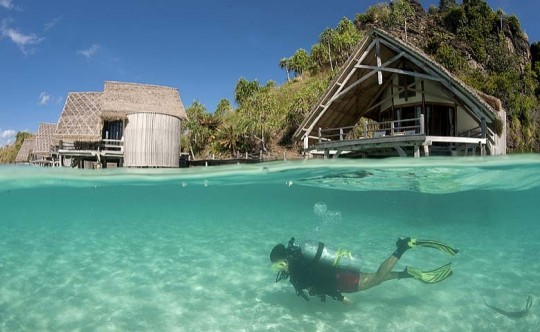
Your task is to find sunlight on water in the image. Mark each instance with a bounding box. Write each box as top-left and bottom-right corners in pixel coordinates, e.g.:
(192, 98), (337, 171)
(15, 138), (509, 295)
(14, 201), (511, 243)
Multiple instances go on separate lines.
(1, 155), (539, 331)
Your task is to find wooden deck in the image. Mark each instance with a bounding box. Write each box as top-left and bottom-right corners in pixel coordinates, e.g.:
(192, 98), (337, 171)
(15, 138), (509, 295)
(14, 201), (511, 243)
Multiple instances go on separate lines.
(307, 115), (490, 158)
(310, 133), (487, 158)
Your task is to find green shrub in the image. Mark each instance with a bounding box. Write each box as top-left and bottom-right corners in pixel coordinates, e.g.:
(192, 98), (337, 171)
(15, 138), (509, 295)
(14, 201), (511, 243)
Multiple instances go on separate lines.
(435, 44), (465, 71)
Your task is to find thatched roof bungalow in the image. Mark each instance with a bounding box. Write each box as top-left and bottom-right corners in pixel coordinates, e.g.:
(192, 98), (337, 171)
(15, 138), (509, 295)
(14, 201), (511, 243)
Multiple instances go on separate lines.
(15, 137), (35, 163)
(294, 29), (506, 158)
(32, 123), (57, 164)
(54, 92), (103, 143)
(54, 81), (187, 168)
(102, 81), (187, 167)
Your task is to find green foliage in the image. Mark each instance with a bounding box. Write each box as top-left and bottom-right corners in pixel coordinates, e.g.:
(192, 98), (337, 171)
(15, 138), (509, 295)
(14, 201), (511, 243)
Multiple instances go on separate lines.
(439, 0), (458, 12)
(0, 131), (33, 164)
(390, 0), (415, 28)
(506, 15), (521, 36)
(289, 49), (311, 76)
(459, 0), (497, 63)
(435, 44), (465, 71)
(234, 78), (261, 107)
(442, 5), (466, 33)
(354, 3), (391, 27)
(485, 35), (518, 73)
(184, 101), (217, 156)
(214, 99), (233, 118)
(282, 18), (361, 74)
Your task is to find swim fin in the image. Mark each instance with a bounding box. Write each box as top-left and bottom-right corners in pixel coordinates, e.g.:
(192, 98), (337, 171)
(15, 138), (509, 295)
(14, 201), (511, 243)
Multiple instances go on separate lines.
(404, 263), (454, 284)
(398, 238), (459, 256)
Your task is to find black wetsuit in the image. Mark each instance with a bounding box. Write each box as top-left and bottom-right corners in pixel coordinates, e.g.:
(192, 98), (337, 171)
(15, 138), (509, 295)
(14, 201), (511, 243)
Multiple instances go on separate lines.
(287, 251), (344, 302)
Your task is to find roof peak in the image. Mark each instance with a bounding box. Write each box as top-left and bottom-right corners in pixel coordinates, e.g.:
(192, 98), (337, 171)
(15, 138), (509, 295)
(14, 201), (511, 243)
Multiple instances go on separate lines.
(104, 80), (178, 91)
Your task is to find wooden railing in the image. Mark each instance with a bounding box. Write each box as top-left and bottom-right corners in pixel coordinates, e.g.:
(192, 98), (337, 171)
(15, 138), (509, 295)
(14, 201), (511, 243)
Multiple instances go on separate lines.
(318, 115), (425, 143)
(58, 139), (124, 153)
(458, 118), (495, 148)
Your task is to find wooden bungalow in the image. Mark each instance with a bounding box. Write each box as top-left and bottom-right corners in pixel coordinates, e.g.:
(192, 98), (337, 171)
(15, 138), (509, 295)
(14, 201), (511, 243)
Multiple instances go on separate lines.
(294, 29), (507, 158)
(15, 136), (35, 164)
(54, 81), (187, 168)
(53, 91), (114, 168)
(102, 81), (187, 167)
(31, 123), (57, 166)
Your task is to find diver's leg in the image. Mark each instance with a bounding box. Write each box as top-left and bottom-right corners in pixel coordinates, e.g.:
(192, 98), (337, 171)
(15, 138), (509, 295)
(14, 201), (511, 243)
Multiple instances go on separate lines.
(357, 255), (400, 291)
(357, 239), (412, 291)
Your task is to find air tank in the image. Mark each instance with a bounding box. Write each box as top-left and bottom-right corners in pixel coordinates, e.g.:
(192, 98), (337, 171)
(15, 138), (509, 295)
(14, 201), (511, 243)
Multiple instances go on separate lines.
(299, 240), (363, 272)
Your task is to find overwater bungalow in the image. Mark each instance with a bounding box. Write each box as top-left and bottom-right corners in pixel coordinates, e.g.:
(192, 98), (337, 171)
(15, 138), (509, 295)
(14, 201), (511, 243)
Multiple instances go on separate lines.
(32, 123), (57, 166)
(294, 29), (507, 158)
(53, 81), (188, 168)
(15, 136), (35, 164)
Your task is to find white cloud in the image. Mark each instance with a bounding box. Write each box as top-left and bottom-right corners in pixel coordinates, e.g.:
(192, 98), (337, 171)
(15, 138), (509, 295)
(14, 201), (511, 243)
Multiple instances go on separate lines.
(39, 92), (50, 105)
(0, 0), (14, 10)
(0, 19), (43, 55)
(77, 44), (100, 59)
(44, 17), (60, 31)
(1, 129), (16, 138)
(0, 129), (17, 147)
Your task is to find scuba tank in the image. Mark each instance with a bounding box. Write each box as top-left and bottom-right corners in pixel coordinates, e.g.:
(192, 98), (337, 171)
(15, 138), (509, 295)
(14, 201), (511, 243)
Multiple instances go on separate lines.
(299, 240), (363, 272)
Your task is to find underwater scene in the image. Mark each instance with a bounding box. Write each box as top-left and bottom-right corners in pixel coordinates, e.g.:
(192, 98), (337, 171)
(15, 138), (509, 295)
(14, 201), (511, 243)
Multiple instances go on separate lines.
(1, 155), (539, 331)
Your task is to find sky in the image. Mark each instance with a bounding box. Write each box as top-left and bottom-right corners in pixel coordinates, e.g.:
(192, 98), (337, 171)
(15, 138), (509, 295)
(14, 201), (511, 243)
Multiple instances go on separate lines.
(1, 0), (539, 146)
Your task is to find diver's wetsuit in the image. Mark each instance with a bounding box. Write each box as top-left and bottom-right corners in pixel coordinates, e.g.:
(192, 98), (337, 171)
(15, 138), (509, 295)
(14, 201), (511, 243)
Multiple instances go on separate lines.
(285, 243), (347, 302)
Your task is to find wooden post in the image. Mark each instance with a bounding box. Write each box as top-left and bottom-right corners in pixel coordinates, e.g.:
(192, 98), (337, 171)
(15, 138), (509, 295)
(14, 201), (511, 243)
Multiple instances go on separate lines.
(339, 128), (344, 140)
(364, 122), (368, 138)
(414, 145), (420, 158)
(324, 149), (329, 160)
(376, 39), (382, 85)
(419, 114), (425, 134)
(318, 127), (322, 143)
(481, 117), (486, 138)
(391, 121), (395, 136)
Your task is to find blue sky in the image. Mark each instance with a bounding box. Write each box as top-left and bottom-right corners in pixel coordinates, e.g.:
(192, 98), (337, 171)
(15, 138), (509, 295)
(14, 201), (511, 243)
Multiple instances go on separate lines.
(1, 0), (538, 146)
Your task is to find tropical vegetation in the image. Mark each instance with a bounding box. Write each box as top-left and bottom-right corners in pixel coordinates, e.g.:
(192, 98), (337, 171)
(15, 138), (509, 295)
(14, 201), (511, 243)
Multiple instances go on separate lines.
(0, 132), (33, 163)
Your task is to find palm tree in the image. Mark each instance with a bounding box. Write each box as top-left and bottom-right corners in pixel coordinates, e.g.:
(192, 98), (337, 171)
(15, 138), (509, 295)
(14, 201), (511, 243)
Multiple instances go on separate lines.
(279, 57), (292, 82)
(234, 78), (261, 107)
(391, 0), (415, 41)
(289, 49), (311, 77)
(217, 125), (239, 157)
(214, 99), (233, 118)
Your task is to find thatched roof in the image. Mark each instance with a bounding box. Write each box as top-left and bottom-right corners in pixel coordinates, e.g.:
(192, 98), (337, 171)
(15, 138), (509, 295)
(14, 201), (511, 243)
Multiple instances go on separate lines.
(32, 123), (56, 156)
(101, 81), (187, 120)
(54, 92), (103, 143)
(294, 28), (504, 143)
(15, 137), (35, 162)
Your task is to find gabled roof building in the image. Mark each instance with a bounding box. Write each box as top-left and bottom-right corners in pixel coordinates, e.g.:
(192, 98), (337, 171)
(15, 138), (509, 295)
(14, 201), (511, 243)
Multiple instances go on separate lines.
(294, 29), (506, 158)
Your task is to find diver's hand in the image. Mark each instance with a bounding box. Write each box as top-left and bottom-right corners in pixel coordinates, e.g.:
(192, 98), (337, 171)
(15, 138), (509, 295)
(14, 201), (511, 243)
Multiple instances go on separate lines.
(342, 297), (353, 305)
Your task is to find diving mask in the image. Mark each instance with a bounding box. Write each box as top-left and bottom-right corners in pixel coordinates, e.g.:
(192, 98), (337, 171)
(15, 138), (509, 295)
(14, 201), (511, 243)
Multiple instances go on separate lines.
(271, 260), (289, 282)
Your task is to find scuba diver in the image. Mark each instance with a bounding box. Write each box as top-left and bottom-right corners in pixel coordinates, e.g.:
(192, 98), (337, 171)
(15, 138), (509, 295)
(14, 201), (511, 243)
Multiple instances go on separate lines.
(270, 237), (458, 304)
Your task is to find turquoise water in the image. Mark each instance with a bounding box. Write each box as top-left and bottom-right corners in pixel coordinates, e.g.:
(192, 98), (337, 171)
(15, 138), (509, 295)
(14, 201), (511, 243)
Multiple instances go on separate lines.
(1, 155), (539, 331)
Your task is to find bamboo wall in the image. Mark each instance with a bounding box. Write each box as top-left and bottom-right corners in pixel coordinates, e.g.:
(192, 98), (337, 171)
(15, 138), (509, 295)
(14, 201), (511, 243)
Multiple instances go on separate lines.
(123, 113), (180, 167)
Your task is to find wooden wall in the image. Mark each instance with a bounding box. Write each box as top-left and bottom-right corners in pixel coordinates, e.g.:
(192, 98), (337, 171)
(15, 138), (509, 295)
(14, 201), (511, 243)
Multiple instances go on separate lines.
(123, 113), (180, 167)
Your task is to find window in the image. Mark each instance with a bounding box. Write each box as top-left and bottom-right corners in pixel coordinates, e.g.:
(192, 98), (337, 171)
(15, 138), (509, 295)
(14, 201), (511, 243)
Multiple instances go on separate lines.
(398, 74), (416, 99)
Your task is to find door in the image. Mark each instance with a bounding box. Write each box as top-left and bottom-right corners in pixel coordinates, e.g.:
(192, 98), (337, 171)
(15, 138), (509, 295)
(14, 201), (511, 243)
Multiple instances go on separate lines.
(427, 105), (455, 136)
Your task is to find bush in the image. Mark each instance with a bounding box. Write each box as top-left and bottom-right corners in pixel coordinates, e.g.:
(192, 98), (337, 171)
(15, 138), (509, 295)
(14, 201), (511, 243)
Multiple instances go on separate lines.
(435, 44), (465, 71)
